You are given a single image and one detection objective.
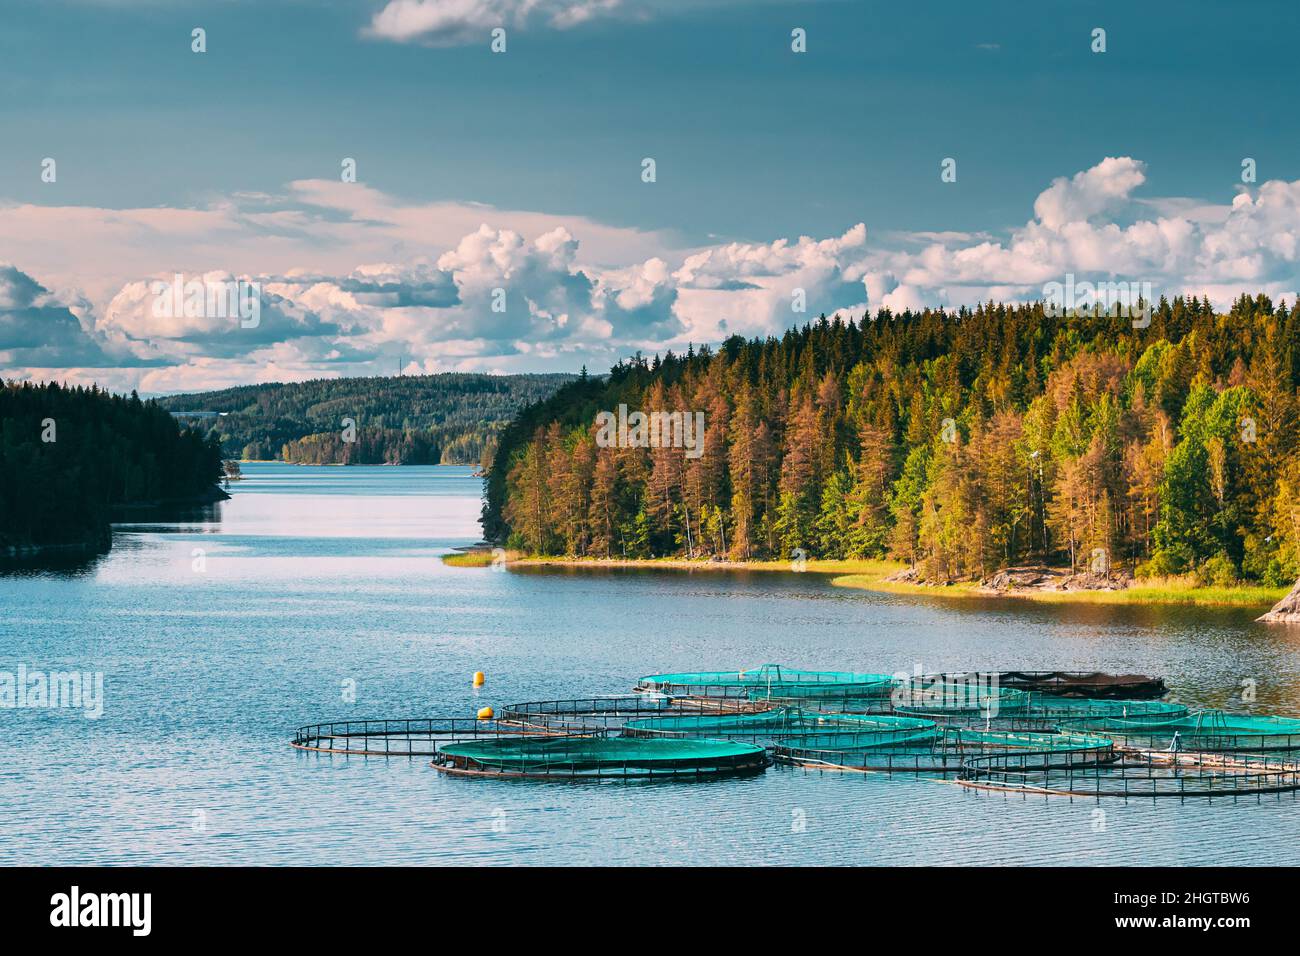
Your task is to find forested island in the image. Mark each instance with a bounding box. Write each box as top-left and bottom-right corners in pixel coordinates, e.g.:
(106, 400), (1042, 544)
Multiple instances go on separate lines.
(483, 296), (1300, 593)
(157, 372), (574, 466)
(1, 381), (225, 558)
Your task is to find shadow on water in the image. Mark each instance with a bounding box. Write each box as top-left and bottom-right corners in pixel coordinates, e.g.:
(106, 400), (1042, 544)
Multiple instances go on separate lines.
(0, 500), (227, 578)
(111, 499), (226, 527)
(510, 561), (1269, 629)
(0, 548), (107, 577)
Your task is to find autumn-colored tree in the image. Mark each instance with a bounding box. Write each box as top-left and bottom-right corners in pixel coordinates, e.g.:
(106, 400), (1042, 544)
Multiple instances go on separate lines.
(482, 297), (1300, 586)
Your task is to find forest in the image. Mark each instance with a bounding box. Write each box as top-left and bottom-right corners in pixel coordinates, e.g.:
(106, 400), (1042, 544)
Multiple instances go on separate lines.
(157, 372), (574, 466)
(484, 295), (1300, 587)
(0, 381), (224, 552)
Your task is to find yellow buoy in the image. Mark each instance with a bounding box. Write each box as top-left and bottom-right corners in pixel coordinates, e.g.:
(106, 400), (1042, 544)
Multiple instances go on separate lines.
(477, 706), (494, 720)
(473, 671), (485, 687)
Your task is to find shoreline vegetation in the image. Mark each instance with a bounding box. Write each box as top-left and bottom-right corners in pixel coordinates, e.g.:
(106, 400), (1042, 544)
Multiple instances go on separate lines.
(1, 380), (227, 564)
(442, 549), (1286, 607)
(482, 300), (1300, 609)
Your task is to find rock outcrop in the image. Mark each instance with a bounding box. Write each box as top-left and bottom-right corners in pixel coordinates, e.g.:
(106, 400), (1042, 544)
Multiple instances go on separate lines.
(884, 566), (923, 585)
(979, 566), (1131, 594)
(1258, 577), (1300, 623)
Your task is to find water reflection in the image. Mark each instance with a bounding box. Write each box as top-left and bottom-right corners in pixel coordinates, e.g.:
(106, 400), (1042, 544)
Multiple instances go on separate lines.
(1, 463), (1298, 865)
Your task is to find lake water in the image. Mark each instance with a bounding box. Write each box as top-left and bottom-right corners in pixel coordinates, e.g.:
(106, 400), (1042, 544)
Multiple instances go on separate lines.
(2, 462), (1299, 865)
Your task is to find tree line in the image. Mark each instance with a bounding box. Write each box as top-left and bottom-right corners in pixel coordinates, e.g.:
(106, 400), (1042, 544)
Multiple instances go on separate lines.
(1, 381), (224, 551)
(156, 372), (575, 466)
(484, 295), (1300, 586)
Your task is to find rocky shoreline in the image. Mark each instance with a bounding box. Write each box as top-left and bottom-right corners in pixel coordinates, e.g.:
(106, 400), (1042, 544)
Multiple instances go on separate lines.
(884, 564), (1132, 594)
(1258, 578), (1300, 623)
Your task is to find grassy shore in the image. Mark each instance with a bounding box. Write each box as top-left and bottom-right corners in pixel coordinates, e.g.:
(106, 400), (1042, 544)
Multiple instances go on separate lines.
(829, 571), (1285, 607)
(441, 550), (1285, 608)
(441, 550), (499, 568)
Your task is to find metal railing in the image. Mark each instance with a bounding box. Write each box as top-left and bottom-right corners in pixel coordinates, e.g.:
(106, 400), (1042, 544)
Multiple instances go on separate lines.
(959, 750), (1300, 799)
(291, 717), (598, 756)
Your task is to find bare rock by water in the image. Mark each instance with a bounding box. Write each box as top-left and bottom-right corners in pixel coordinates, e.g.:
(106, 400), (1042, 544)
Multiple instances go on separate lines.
(979, 566), (1131, 594)
(1258, 577), (1300, 623)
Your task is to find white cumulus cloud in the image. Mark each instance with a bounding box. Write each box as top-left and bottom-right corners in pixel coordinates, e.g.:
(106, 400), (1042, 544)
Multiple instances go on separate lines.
(365, 0), (625, 45)
(5, 158), (1300, 393)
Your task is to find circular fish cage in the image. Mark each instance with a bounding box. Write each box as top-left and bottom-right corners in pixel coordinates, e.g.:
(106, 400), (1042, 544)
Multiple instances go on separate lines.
(1062, 710), (1300, 753)
(622, 708), (931, 745)
(496, 695), (760, 733)
(634, 664), (895, 701)
(960, 750), (1300, 800)
(290, 717), (576, 756)
(431, 735), (770, 780)
(774, 727), (1115, 774)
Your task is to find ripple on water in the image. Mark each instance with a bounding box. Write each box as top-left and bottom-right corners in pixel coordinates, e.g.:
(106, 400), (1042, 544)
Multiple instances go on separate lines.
(1, 463), (1297, 865)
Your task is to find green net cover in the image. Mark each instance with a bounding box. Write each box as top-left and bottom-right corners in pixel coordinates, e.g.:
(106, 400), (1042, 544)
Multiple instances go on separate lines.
(1025, 696), (1188, 723)
(746, 678), (896, 703)
(623, 708), (935, 739)
(436, 735), (768, 775)
(892, 681), (1032, 715)
(960, 751), (1300, 798)
(938, 728), (1114, 751)
(635, 664), (895, 694)
(622, 707), (805, 736)
(771, 726), (1116, 774)
(771, 719), (946, 753)
(1066, 710), (1300, 751)
(782, 726), (1107, 754)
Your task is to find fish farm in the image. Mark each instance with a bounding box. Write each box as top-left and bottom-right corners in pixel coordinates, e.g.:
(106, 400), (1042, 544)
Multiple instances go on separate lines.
(290, 663), (1300, 800)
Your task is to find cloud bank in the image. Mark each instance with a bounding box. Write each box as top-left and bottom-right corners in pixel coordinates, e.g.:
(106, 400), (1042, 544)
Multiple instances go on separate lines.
(3, 157), (1299, 393)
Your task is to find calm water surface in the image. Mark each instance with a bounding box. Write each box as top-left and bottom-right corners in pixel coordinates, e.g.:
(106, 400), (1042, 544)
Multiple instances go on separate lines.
(3, 463), (1299, 865)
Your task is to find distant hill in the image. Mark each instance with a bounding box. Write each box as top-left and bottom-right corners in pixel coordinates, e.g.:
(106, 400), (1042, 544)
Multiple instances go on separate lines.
(156, 372), (576, 467)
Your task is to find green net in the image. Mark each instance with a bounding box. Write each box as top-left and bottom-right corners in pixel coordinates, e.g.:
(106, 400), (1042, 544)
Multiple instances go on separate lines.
(783, 726), (1103, 753)
(497, 696), (757, 732)
(635, 664), (895, 697)
(961, 750), (1300, 798)
(745, 679), (897, 706)
(623, 707), (805, 737)
(433, 735), (769, 778)
(773, 726), (1116, 773)
(1065, 710), (1300, 752)
(892, 681), (1032, 716)
(902, 696), (1190, 731)
(1025, 696), (1188, 724)
(623, 708), (935, 741)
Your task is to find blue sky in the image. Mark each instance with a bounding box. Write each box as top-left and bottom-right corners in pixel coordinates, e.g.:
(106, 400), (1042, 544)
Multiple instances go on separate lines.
(2, 0), (1298, 392)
